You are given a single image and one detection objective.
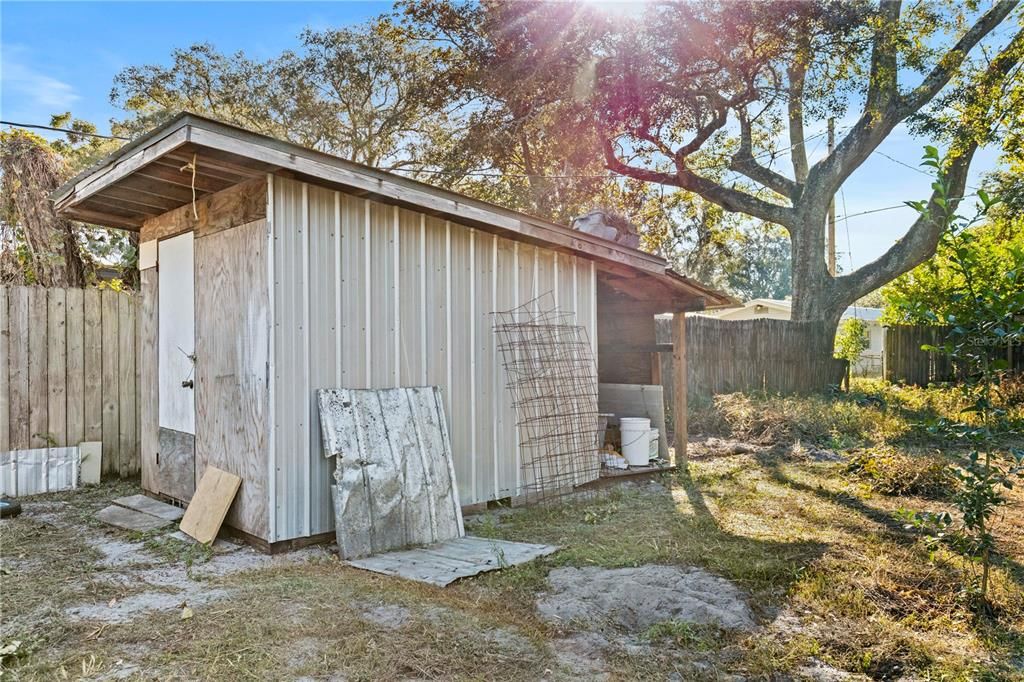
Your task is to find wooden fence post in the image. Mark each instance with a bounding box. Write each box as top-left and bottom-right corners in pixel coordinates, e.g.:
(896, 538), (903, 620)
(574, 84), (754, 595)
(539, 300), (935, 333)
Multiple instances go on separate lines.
(672, 312), (687, 464)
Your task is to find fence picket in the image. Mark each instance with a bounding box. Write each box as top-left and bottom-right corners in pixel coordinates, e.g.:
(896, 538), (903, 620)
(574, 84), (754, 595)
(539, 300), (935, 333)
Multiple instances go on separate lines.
(0, 286), (140, 479)
(0, 287), (7, 452)
(28, 288), (48, 448)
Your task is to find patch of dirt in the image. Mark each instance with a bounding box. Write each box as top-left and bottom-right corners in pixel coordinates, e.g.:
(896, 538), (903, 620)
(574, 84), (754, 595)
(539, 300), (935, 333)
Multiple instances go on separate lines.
(359, 604), (413, 629)
(483, 626), (535, 654)
(536, 565), (757, 632)
(549, 632), (612, 679)
(10, 493), (324, 625)
(697, 437), (760, 457)
(795, 658), (869, 680)
(66, 543), (323, 623)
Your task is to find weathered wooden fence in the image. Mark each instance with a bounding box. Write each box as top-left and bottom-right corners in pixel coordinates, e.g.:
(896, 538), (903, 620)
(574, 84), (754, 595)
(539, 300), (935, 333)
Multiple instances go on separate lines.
(656, 316), (847, 418)
(0, 286), (140, 477)
(884, 324), (1023, 385)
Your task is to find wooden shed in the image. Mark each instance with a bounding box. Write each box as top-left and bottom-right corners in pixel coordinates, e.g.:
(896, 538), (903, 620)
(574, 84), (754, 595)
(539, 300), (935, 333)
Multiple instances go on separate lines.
(52, 113), (733, 551)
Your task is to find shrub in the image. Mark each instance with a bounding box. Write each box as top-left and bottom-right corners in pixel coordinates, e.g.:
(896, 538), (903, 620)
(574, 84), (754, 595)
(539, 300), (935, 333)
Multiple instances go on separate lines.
(845, 447), (954, 499)
(691, 391), (908, 446)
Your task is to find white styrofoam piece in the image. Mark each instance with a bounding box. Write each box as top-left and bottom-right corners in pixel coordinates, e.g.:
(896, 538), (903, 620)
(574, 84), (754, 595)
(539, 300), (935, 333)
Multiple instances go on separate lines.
(0, 447), (80, 497)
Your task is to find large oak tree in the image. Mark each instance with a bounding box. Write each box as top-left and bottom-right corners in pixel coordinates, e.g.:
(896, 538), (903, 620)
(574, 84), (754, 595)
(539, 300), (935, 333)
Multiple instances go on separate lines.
(407, 0), (1022, 365)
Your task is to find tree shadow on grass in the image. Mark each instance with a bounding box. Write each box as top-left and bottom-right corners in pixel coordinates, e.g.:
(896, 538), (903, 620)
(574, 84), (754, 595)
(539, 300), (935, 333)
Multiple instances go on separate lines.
(670, 465), (829, 604)
(752, 449), (1024, 634)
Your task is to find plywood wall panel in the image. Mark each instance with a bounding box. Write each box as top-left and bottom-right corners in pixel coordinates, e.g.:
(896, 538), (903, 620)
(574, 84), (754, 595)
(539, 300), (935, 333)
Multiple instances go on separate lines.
(195, 219), (270, 539)
(140, 269), (159, 493)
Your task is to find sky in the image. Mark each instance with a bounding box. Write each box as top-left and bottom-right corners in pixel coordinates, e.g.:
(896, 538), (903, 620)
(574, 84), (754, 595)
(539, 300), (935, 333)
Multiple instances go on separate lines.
(0, 1), (1010, 274)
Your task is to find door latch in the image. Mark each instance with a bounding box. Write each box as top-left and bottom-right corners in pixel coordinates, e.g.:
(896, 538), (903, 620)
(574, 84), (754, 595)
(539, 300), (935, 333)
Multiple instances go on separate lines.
(181, 379), (194, 389)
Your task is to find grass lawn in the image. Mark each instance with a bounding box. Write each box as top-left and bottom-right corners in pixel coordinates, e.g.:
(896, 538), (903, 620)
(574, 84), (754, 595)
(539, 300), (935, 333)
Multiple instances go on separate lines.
(1, 379), (1021, 680)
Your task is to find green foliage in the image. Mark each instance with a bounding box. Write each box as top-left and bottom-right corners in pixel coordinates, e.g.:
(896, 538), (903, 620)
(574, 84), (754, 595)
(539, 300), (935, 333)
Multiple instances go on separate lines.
(834, 318), (870, 365)
(720, 223), (792, 300)
(881, 219), (1024, 326)
(0, 114), (137, 288)
(897, 147), (1024, 604)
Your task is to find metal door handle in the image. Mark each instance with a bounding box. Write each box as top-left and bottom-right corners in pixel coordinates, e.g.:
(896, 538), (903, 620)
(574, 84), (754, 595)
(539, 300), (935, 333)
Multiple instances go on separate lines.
(181, 379), (194, 389)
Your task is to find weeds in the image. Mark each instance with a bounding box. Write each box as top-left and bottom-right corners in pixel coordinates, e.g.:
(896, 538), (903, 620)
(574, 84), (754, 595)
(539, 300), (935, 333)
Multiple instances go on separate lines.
(846, 446), (955, 498)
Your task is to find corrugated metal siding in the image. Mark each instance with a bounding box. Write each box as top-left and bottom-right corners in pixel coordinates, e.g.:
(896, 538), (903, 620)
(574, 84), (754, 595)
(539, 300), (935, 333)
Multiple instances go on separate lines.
(271, 177), (598, 541)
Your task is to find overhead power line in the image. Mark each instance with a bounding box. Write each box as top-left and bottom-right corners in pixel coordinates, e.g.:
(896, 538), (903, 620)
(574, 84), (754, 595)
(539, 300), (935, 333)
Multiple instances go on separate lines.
(5, 117), (976, 225)
(0, 120), (130, 141)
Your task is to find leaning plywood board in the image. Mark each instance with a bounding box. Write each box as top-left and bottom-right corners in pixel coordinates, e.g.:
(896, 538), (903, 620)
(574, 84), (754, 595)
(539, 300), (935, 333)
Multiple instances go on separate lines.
(318, 386), (464, 559)
(79, 441), (102, 485)
(179, 466), (241, 544)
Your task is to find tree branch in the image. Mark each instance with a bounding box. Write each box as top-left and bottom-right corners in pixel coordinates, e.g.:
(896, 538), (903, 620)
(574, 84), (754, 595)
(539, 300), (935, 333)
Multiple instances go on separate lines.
(786, 41), (810, 184)
(674, 105), (729, 160)
(865, 0), (902, 114)
(833, 20), (1023, 305)
(899, 0), (1020, 115)
(807, 0), (1017, 210)
(833, 144), (977, 304)
(730, 112), (798, 199)
(601, 135), (795, 227)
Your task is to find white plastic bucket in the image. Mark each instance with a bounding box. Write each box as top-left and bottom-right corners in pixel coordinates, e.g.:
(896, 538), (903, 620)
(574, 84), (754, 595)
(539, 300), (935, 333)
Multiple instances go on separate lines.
(648, 428), (660, 459)
(620, 417), (652, 466)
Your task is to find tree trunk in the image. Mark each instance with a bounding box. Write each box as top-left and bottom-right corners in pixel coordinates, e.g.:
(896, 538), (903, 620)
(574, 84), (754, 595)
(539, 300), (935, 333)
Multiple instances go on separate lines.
(781, 209), (848, 391)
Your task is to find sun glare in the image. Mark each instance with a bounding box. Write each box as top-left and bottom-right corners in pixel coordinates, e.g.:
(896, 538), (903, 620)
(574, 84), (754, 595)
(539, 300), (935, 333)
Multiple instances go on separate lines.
(580, 0), (647, 18)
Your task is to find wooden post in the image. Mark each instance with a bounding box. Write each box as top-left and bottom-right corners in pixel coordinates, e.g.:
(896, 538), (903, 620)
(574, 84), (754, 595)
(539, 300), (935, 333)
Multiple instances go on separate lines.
(672, 312), (687, 464)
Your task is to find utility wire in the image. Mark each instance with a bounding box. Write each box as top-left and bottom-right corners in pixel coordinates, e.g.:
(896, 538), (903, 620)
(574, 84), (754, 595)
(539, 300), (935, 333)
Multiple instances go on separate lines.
(0, 120), (129, 141)
(5, 117), (974, 224)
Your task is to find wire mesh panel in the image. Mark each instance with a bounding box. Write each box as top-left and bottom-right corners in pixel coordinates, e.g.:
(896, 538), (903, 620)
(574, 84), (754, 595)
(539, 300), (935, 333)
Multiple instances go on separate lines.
(493, 293), (601, 506)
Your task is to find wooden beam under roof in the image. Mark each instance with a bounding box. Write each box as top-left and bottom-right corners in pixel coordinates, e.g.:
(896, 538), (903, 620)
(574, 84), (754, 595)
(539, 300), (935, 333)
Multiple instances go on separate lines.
(131, 163), (232, 195)
(58, 127), (190, 210)
(61, 206), (144, 230)
(91, 186), (182, 213)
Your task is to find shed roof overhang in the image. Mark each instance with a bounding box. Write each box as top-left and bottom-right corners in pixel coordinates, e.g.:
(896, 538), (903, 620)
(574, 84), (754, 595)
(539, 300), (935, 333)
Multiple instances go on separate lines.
(52, 112), (735, 313)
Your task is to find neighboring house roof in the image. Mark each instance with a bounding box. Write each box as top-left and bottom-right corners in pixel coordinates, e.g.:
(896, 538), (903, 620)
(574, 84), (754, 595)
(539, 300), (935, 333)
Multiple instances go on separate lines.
(51, 112), (735, 312)
(696, 298), (883, 323)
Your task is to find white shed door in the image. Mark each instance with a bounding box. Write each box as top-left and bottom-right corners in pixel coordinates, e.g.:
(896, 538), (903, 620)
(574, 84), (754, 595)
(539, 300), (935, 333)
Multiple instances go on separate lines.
(158, 232), (196, 434)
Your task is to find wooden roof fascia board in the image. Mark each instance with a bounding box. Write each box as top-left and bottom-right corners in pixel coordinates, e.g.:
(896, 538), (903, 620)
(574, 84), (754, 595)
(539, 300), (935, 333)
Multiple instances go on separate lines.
(186, 125), (666, 274)
(55, 126), (191, 211)
(52, 113), (666, 274)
